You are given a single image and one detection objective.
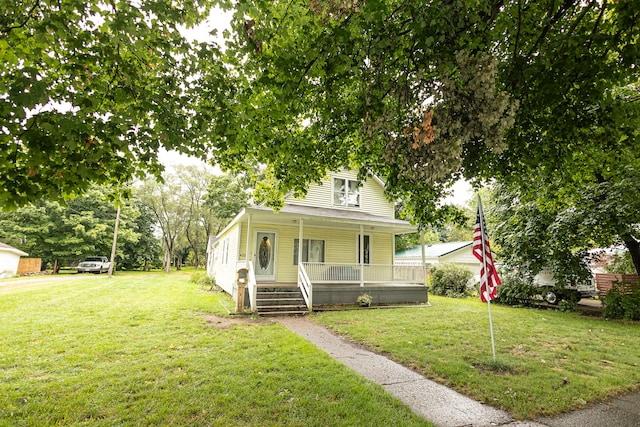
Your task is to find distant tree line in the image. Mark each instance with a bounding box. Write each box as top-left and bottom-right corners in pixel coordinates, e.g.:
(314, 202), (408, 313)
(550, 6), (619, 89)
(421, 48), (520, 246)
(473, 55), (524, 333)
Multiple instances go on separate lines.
(0, 167), (249, 273)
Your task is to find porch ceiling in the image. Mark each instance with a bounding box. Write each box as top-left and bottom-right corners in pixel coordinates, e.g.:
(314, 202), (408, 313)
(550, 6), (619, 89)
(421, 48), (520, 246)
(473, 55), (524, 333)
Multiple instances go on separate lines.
(244, 204), (417, 234)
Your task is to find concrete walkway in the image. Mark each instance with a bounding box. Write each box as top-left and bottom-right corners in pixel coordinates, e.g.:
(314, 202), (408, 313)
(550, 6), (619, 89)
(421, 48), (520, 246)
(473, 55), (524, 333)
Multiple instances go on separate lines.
(277, 316), (639, 427)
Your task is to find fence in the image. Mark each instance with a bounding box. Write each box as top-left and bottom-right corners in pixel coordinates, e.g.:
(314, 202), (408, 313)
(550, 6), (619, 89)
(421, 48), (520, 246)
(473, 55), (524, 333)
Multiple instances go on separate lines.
(595, 274), (639, 296)
(17, 258), (42, 275)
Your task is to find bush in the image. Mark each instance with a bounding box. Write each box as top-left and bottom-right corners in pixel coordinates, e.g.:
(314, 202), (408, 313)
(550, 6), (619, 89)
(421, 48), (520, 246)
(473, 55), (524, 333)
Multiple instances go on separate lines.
(493, 272), (537, 306)
(557, 299), (578, 313)
(602, 284), (640, 320)
(190, 271), (218, 291)
(430, 263), (474, 298)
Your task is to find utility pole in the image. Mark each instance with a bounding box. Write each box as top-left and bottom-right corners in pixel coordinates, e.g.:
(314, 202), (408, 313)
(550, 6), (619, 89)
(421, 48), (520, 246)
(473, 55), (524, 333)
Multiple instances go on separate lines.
(108, 204), (121, 278)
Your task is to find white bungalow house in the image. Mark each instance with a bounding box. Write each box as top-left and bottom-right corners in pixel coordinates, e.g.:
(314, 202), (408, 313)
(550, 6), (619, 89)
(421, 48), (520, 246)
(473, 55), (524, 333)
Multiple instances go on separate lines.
(206, 170), (427, 314)
(395, 241), (484, 283)
(395, 241), (478, 271)
(0, 242), (28, 278)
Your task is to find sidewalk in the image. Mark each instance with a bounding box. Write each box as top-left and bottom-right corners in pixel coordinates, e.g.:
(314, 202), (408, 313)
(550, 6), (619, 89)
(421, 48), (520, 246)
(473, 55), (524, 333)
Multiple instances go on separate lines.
(277, 316), (639, 427)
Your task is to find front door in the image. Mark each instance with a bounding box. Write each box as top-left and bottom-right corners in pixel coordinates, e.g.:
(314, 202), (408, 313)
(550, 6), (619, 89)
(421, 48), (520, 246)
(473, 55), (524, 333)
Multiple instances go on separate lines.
(255, 231), (276, 281)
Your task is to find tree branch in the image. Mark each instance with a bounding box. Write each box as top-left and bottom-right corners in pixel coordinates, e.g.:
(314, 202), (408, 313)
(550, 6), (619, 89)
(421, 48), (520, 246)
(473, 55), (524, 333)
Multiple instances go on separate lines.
(0, 1), (41, 34)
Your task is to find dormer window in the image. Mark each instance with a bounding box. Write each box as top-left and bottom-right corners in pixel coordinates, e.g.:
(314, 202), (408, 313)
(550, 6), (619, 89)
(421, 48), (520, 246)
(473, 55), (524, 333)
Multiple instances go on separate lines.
(333, 178), (361, 207)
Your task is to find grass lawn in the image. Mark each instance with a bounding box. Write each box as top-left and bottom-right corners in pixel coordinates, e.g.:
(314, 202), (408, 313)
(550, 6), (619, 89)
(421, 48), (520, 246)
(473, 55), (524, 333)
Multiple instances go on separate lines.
(0, 272), (431, 427)
(313, 295), (640, 419)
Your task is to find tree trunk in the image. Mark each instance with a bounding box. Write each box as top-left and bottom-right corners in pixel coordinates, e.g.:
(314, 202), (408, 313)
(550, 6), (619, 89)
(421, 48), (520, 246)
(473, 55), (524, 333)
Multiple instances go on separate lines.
(622, 234), (640, 276)
(53, 259), (58, 274)
(164, 251), (171, 273)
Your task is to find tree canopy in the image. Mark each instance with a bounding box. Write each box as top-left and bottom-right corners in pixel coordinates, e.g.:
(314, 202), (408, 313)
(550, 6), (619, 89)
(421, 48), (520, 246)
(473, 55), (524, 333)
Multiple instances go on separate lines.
(0, 186), (147, 270)
(0, 0), (217, 208)
(200, 0), (638, 226)
(3, 0), (639, 274)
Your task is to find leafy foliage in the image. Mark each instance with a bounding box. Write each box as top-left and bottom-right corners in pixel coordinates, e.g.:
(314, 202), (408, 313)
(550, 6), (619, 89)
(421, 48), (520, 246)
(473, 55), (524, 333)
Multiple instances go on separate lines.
(0, 0), (216, 207)
(202, 0), (639, 231)
(493, 271), (538, 306)
(429, 263), (473, 298)
(190, 270), (218, 291)
(602, 280), (640, 320)
(606, 251), (636, 274)
(204, 174), (250, 231)
(118, 202), (163, 271)
(0, 186), (146, 269)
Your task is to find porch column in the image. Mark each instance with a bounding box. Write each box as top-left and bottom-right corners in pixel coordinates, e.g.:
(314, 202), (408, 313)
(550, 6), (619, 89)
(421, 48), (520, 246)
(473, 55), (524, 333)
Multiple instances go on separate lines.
(359, 224), (364, 287)
(298, 219), (304, 265)
(421, 228), (428, 303)
(245, 214), (252, 265)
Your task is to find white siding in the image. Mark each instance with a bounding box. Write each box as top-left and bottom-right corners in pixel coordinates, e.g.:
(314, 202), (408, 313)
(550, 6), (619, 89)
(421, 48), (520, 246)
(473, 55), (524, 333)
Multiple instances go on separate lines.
(211, 224), (242, 294)
(440, 248), (478, 265)
(0, 251), (22, 278)
(285, 169), (395, 219)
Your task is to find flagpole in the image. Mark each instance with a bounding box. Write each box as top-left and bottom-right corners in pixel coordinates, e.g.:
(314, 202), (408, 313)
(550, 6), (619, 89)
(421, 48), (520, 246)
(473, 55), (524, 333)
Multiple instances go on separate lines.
(478, 195), (497, 362)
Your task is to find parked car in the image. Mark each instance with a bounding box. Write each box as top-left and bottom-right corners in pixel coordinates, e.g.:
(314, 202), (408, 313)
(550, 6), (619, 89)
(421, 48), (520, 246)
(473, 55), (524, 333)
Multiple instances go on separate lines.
(534, 270), (599, 304)
(77, 256), (111, 274)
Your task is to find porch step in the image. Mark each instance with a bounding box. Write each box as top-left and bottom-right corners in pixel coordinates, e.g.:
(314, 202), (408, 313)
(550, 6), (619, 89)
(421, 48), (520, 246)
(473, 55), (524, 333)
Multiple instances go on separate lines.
(256, 288), (308, 316)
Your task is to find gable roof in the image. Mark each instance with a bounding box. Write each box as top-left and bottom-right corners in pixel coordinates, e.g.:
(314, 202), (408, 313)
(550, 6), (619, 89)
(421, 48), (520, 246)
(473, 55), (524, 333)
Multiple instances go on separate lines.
(396, 241), (473, 258)
(0, 242), (28, 257)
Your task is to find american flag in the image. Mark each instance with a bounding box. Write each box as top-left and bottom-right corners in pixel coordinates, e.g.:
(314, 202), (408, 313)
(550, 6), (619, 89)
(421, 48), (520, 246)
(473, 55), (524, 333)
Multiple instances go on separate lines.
(473, 198), (501, 302)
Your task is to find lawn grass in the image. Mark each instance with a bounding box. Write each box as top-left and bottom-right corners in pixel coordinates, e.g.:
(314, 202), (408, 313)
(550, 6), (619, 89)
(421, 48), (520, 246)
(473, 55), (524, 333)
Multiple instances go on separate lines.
(0, 272), (432, 427)
(313, 295), (640, 419)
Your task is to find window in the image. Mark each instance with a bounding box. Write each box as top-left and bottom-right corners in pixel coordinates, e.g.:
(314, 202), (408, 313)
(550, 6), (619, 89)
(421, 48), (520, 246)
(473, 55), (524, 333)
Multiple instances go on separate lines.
(293, 239), (325, 265)
(221, 239), (230, 265)
(333, 178), (361, 207)
(357, 235), (370, 264)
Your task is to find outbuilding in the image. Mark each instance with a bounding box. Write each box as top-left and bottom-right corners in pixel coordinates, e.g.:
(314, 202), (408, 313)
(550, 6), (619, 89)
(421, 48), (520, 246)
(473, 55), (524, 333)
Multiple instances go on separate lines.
(0, 242), (29, 278)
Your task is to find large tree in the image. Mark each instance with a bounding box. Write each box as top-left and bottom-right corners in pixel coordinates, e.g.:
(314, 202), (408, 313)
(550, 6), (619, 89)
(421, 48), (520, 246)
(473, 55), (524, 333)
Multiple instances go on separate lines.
(136, 176), (187, 273)
(198, 2), (636, 206)
(198, 0), (638, 270)
(0, 0), (217, 208)
(491, 82), (640, 278)
(175, 165), (216, 270)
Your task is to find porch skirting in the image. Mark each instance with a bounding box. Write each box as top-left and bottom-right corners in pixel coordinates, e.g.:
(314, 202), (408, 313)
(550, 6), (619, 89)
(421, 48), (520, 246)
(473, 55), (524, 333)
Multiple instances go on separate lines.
(312, 284), (427, 306)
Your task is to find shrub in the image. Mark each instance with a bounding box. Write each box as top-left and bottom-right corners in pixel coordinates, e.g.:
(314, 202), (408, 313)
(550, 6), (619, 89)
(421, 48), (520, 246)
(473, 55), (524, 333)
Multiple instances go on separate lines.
(557, 299), (578, 313)
(430, 263), (474, 298)
(602, 283), (640, 320)
(357, 293), (373, 307)
(190, 271), (218, 291)
(493, 271), (537, 306)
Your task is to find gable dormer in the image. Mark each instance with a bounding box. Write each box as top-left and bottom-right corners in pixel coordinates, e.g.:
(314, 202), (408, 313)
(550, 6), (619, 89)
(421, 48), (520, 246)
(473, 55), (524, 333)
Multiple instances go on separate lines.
(284, 169), (395, 219)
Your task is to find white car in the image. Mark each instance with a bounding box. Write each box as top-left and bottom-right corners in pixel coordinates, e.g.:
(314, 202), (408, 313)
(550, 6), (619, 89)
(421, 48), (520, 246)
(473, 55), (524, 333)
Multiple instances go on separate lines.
(77, 256), (111, 274)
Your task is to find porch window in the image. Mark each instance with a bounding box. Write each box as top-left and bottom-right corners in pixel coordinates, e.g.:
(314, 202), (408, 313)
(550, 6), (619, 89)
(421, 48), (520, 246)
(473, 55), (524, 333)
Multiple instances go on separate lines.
(333, 178), (361, 207)
(357, 235), (370, 264)
(293, 239), (325, 265)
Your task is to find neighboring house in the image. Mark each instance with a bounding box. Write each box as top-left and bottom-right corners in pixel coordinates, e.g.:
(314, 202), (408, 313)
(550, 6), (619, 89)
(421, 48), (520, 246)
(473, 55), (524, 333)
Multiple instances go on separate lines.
(206, 170), (426, 314)
(395, 241), (479, 273)
(0, 242), (28, 279)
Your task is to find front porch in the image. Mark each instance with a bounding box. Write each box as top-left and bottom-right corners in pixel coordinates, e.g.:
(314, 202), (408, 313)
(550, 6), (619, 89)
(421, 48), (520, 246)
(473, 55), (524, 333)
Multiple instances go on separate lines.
(237, 261), (428, 314)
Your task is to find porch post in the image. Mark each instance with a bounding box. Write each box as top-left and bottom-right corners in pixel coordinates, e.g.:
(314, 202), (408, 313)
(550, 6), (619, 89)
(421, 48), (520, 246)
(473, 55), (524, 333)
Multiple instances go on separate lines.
(359, 224), (364, 287)
(245, 214), (252, 264)
(298, 219), (304, 265)
(421, 228), (428, 302)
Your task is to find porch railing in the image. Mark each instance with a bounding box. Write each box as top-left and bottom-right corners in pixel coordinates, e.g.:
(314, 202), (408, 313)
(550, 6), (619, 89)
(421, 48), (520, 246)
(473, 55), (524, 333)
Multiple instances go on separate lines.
(302, 262), (425, 284)
(298, 263), (313, 311)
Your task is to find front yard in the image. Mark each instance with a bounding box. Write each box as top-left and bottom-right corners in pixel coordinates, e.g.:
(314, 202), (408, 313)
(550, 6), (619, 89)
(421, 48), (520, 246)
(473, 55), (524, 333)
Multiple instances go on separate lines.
(1, 272), (638, 424)
(0, 272), (430, 427)
(314, 295), (640, 419)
